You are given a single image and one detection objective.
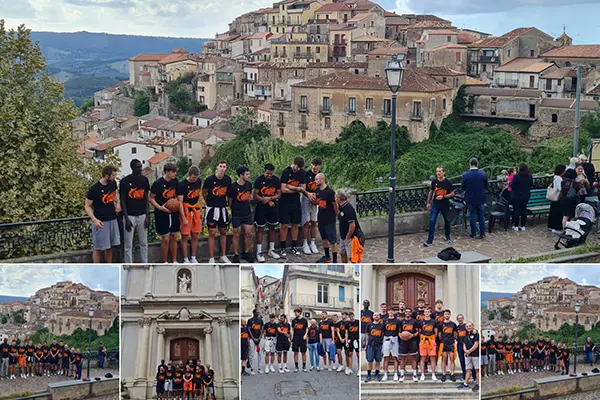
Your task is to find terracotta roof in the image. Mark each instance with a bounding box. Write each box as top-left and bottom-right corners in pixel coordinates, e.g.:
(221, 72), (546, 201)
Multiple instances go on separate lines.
(410, 20), (454, 29)
(427, 29), (458, 36)
(194, 109), (220, 119)
(142, 118), (175, 129)
(247, 32), (272, 39)
(419, 66), (464, 76)
(368, 46), (408, 56)
(91, 139), (129, 151)
(384, 11), (399, 17)
(140, 71), (150, 76)
(293, 69), (452, 92)
(540, 98), (598, 110)
(170, 122), (196, 132)
(465, 76), (487, 86)
(588, 84), (600, 95)
(457, 32), (478, 45)
(105, 88), (117, 92)
(347, 0), (378, 11)
(495, 58), (554, 73)
(158, 53), (193, 65)
(144, 137), (182, 146)
(429, 43), (467, 51)
(465, 87), (542, 98)
(315, 2), (351, 12)
(129, 53), (170, 62)
(352, 35), (388, 42)
(488, 297), (512, 302)
(349, 13), (370, 22)
(330, 23), (356, 31)
(541, 45), (600, 59)
(172, 48), (189, 54)
(385, 17), (408, 26)
(258, 100), (273, 111)
(148, 152), (171, 164)
(468, 27), (534, 49)
(307, 61), (367, 69)
(540, 67), (573, 79)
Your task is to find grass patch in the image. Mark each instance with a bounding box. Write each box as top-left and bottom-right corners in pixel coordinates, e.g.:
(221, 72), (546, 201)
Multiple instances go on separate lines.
(483, 385), (529, 397)
(502, 243), (600, 263)
(0, 391), (46, 400)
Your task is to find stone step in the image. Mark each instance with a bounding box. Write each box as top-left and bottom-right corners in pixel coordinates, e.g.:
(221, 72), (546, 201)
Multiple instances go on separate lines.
(362, 381), (474, 389)
(361, 387), (479, 400)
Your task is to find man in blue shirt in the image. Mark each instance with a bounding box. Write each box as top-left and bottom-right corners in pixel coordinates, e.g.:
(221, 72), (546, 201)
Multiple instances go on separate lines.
(461, 158), (488, 239)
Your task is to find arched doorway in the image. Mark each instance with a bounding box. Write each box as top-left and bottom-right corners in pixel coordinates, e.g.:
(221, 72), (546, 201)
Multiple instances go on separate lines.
(169, 338), (200, 363)
(386, 273), (435, 310)
(350, 120), (365, 128)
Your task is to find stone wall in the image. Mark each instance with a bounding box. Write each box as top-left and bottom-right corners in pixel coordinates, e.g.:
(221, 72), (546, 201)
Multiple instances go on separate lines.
(482, 373), (600, 400)
(48, 377), (119, 400)
(110, 96), (135, 118)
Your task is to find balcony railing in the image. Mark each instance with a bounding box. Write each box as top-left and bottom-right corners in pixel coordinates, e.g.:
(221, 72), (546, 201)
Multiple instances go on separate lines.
(332, 49), (347, 57)
(290, 292), (354, 310)
(299, 120), (308, 129)
(479, 55), (500, 64)
(495, 78), (519, 88)
(254, 89), (271, 97)
(298, 104), (308, 113)
(293, 52), (313, 59)
(320, 106), (331, 115)
(277, 120), (285, 127)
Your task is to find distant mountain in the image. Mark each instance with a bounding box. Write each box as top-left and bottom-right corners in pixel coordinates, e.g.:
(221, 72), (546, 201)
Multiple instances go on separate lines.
(0, 296), (27, 304)
(481, 291), (515, 308)
(29, 31), (209, 105)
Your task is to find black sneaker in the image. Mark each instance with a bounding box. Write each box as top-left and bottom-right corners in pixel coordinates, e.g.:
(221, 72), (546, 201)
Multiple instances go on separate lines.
(232, 254), (240, 263)
(290, 247), (301, 256)
(280, 248), (288, 257)
(423, 241), (432, 247)
(441, 374), (447, 382)
(472, 384), (479, 392)
(450, 375), (456, 382)
(457, 384), (470, 390)
(241, 252), (254, 262)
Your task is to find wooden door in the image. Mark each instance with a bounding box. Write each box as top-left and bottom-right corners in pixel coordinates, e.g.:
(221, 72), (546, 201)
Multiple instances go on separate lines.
(386, 274), (435, 310)
(169, 338), (200, 364)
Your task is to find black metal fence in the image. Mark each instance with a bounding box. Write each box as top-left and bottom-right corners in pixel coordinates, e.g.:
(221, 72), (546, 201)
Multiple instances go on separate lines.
(0, 176), (553, 260)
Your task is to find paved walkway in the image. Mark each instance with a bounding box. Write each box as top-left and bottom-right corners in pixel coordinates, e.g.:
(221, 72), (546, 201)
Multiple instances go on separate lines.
(0, 367), (119, 397)
(553, 392), (600, 400)
(481, 363), (597, 395)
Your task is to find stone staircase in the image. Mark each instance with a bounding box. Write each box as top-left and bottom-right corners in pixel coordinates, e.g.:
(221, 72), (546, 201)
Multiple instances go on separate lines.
(360, 372), (479, 399)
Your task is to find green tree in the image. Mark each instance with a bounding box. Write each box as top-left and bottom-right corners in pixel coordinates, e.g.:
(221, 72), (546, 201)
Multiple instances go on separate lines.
(0, 21), (93, 223)
(1, 315), (7, 324)
(231, 106), (258, 133)
(488, 311), (495, 321)
(582, 107), (600, 138)
(499, 306), (513, 320)
(134, 91), (150, 116)
(176, 156), (192, 180)
(80, 98), (94, 113)
(13, 310), (25, 324)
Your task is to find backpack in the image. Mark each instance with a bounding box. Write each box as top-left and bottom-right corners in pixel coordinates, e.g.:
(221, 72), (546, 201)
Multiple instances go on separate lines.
(437, 247), (461, 261)
(566, 183), (578, 199)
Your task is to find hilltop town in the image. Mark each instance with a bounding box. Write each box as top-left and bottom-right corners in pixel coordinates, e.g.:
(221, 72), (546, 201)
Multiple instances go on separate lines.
(0, 281), (119, 341)
(71, 0), (600, 181)
(483, 276), (600, 336)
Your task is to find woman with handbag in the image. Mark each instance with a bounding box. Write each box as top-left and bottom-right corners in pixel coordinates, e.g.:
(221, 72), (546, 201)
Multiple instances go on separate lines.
(509, 163), (533, 231)
(547, 164), (566, 233)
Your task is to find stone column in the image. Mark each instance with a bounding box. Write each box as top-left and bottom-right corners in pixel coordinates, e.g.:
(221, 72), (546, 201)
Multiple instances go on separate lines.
(446, 266), (458, 317)
(144, 265), (152, 295)
(214, 265), (224, 297)
(156, 327), (165, 365)
(361, 264), (373, 305)
(473, 266), (481, 328)
(465, 265), (474, 322)
(122, 266), (130, 299)
(219, 317), (233, 382)
(215, 318), (226, 381)
(204, 326), (213, 367)
(135, 318), (151, 378)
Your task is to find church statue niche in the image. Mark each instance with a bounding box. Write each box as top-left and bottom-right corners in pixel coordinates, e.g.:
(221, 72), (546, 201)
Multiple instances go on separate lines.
(178, 269), (192, 293)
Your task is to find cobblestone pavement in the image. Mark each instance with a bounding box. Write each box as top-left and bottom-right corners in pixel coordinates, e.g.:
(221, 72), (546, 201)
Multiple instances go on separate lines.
(0, 367), (119, 397)
(554, 392), (600, 400)
(89, 395), (118, 400)
(482, 363), (597, 395)
(241, 350), (359, 400)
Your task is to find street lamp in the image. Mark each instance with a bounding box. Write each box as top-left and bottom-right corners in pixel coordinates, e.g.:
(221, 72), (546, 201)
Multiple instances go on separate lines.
(87, 305), (95, 380)
(384, 53), (405, 263)
(574, 300), (581, 375)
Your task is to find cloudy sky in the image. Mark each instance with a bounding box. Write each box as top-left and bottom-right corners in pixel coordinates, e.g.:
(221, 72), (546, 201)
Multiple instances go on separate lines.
(481, 265), (600, 293)
(0, 265), (120, 297)
(250, 265), (284, 280)
(1, 0), (599, 43)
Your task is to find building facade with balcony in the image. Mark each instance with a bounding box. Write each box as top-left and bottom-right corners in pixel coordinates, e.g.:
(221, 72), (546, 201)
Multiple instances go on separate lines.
(240, 265), (258, 319)
(493, 58), (556, 90)
(281, 265), (360, 321)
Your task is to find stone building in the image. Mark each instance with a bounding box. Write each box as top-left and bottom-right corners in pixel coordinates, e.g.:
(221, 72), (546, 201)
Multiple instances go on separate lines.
(539, 304), (600, 331)
(540, 45), (600, 68)
(240, 265), (258, 319)
(487, 297), (513, 312)
(49, 310), (115, 336)
(493, 58), (557, 89)
(422, 43), (468, 74)
(121, 265), (239, 400)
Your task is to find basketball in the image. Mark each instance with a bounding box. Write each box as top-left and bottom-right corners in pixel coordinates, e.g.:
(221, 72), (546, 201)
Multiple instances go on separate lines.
(400, 331), (412, 341)
(164, 198), (180, 213)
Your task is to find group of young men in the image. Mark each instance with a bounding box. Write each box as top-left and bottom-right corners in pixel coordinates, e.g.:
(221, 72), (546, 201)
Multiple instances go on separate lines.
(241, 308), (360, 376)
(155, 359), (215, 400)
(0, 338), (84, 380)
(481, 335), (596, 377)
(86, 156), (363, 264)
(361, 299), (480, 392)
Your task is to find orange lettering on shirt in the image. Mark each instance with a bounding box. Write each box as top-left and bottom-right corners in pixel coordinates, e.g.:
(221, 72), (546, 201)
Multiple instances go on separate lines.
(308, 181), (317, 191)
(317, 199), (327, 209)
(260, 186), (276, 196)
(443, 327), (454, 334)
(101, 191), (116, 204)
(371, 329), (383, 337)
(212, 186), (227, 197)
(128, 187), (145, 199)
(162, 188), (176, 199)
(237, 191), (250, 202)
(287, 179), (300, 187)
(187, 189), (201, 199)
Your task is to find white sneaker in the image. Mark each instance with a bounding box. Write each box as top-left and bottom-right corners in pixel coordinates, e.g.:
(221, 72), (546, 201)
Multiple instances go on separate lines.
(337, 365), (344, 372)
(393, 372), (399, 381)
(310, 242), (319, 253)
(431, 373), (437, 381)
(399, 374), (404, 382)
(279, 367), (284, 374)
(268, 249), (281, 259)
(284, 367), (291, 373)
(265, 367), (269, 374)
(317, 366), (321, 371)
(270, 365), (276, 373)
(249, 370), (255, 375)
(420, 374), (425, 381)
(518, 369), (521, 373)
(219, 255), (232, 263)
(346, 368), (353, 375)
(208, 257), (215, 264)
(190, 256), (198, 263)
(302, 243), (311, 254)
(183, 258), (190, 263)
(552, 229), (562, 234)
(257, 369), (262, 374)
(413, 374), (417, 382)
(256, 253), (265, 263)
(310, 366), (314, 371)
(382, 372), (388, 381)
(512, 226), (519, 231)
(328, 365), (333, 372)
(520, 226), (526, 231)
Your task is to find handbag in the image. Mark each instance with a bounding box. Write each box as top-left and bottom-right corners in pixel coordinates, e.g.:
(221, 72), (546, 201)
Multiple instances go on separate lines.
(546, 185), (560, 202)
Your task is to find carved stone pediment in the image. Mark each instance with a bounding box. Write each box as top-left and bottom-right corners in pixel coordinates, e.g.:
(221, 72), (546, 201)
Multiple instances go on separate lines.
(156, 308), (214, 322)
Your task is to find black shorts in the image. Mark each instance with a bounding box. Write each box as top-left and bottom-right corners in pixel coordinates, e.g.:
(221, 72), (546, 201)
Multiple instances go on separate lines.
(535, 351), (545, 360)
(335, 340), (345, 350)
(399, 338), (419, 356)
(279, 200), (301, 225)
(206, 207), (230, 229)
(255, 203), (279, 227)
(9, 357), (17, 365)
(156, 381), (165, 394)
(62, 358), (70, 367)
(441, 342), (455, 352)
(276, 340), (290, 352)
(232, 213), (253, 229)
(241, 345), (248, 361)
(347, 338), (360, 353)
(292, 340), (307, 353)
(549, 355), (557, 364)
(318, 223), (337, 244)
(523, 352), (530, 360)
(26, 356), (35, 363)
(513, 352), (521, 359)
(155, 210), (180, 236)
(496, 353), (503, 361)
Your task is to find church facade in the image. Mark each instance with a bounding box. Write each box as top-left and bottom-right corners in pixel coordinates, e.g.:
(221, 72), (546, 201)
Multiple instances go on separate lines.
(121, 264), (239, 400)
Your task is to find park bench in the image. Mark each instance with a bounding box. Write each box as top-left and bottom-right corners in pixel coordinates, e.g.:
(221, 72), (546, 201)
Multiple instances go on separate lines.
(417, 251), (491, 264)
(526, 188), (551, 225)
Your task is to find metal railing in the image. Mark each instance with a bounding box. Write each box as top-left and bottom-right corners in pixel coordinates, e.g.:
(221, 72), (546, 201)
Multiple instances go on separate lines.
(291, 292), (354, 309)
(495, 78), (519, 88)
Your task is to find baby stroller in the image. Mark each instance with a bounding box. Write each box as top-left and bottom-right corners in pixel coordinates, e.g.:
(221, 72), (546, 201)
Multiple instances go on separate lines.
(554, 202), (596, 249)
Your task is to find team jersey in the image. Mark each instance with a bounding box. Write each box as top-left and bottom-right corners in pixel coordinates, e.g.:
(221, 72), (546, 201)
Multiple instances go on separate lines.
(360, 310), (374, 332)
(383, 317), (399, 337)
(401, 318), (419, 335)
(348, 320), (359, 340)
(439, 321), (457, 344)
(264, 322), (278, 338)
(419, 319), (437, 336)
(319, 320), (333, 339)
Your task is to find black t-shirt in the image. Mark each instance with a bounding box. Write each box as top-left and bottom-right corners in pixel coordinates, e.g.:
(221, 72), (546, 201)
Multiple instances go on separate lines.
(157, 372), (166, 382)
(0, 343), (9, 358)
(280, 166), (306, 202)
(62, 349), (71, 359)
(505, 342), (514, 352)
(431, 311), (445, 327)
(247, 317), (263, 340)
(549, 345), (559, 357)
(481, 341), (488, 356)
(306, 169), (318, 194)
(291, 317), (308, 340)
(465, 332), (479, 356)
(253, 175), (281, 204)
(26, 346), (35, 356)
(227, 181), (252, 217)
(277, 322), (291, 342)
(431, 178), (454, 210)
(336, 320), (350, 340)
(151, 177), (178, 207)
(536, 339), (546, 353)
(383, 317), (399, 337)
(240, 326), (249, 347)
(203, 174), (232, 208)
(87, 180), (118, 221)
(204, 370), (214, 387)
(120, 174), (150, 216)
(456, 323), (467, 344)
(264, 322), (278, 338)
(316, 186), (336, 225)
(487, 340), (496, 355)
(419, 319), (437, 336)
(348, 319), (359, 340)
(522, 343), (530, 355)
(401, 318), (419, 335)
(360, 309), (374, 333)
(513, 341), (522, 353)
(319, 320), (333, 339)
(439, 321), (457, 345)
(366, 322), (384, 344)
(338, 201), (358, 239)
(308, 326), (320, 344)
(585, 341), (595, 352)
(413, 309), (425, 322)
(561, 348), (570, 359)
(177, 178), (202, 206)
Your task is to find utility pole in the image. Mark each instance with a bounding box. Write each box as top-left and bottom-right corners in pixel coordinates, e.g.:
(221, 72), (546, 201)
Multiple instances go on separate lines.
(573, 65), (582, 157)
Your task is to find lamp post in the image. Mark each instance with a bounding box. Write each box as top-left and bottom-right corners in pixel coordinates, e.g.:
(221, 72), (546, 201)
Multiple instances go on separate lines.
(87, 305), (95, 380)
(384, 53), (405, 263)
(574, 300), (581, 375)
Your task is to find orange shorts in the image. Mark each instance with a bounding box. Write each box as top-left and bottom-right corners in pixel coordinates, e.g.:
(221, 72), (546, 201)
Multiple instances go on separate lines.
(19, 356), (26, 367)
(350, 236), (364, 263)
(419, 336), (437, 357)
(505, 352), (514, 363)
(181, 209), (202, 235)
(184, 381), (193, 391)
